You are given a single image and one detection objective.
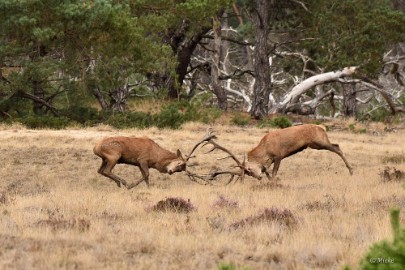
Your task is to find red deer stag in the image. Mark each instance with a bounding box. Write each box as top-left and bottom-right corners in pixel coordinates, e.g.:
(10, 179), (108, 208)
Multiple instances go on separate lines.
(93, 129), (215, 189)
(206, 124), (353, 183)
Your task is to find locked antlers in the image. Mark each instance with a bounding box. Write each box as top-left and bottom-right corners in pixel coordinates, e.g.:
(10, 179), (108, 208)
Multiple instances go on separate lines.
(184, 128), (248, 185)
(203, 139), (247, 184)
(185, 127), (217, 161)
(184, 128), (218, 184)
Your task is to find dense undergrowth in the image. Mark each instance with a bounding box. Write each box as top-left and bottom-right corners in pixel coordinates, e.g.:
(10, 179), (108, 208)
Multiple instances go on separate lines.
(0, 100), (297, 130)
(1, 101), (223, 129)
(1, 98), (403, 130)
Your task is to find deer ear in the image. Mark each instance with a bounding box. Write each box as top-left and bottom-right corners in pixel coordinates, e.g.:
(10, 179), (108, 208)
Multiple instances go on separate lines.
(177, 149), (184, 160)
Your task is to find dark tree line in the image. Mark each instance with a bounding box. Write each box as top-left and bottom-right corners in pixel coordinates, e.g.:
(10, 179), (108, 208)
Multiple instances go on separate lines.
(1, 0), (404, 123)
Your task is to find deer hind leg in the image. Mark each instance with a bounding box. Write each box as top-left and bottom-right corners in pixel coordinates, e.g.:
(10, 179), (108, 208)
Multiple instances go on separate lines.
(127, 163), (150, 190)
(99, 158), (128, 188)
(98, 159), (108, 174)
(330, 144), (353, 175)
(313, 143), (354, 175)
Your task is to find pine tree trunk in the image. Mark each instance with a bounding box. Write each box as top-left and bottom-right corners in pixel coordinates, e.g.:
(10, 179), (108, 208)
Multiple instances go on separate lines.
(343, 84), (357, 118)
(250, 0), (271, 120)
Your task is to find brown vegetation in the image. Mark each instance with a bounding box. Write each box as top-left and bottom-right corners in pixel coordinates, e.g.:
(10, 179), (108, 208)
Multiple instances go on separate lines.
(0, 122), (404, 269)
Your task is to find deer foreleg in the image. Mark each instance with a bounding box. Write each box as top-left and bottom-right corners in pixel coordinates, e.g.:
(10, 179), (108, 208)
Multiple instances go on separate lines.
(263, 168), (272, 180)
(127, 163), (150, 190)
(271, 159), (282, 179)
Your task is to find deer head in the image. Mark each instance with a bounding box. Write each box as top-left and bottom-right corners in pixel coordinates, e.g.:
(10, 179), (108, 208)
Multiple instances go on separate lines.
(167, 149), (187, 175)
(243, 161), (263, 180)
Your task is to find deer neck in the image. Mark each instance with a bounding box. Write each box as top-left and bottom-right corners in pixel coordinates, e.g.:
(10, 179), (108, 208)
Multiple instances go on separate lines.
(152, 150), (178, 173)
(247, 144), (268, 165)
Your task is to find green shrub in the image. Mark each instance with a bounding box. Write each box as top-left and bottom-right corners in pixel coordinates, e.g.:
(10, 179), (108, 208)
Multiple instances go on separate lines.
(258, 116), (292, 129)
(156, 103), (187, 129)
(231, 114), (250, 126)
(218, 262), (251, 270)
(105, 112), (154, 129)
(218, 263), (237, 270)
(62, 106), (100, 124)
(199, 108), (222, 124)
(17, 115), (72, 129)
(5, 100), (221, 130)
(369, 108), (390, 122)
(358, 209), (405, 269)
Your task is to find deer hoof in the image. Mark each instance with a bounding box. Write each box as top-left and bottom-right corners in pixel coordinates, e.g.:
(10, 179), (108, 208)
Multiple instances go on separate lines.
(126, 183), (136, 190)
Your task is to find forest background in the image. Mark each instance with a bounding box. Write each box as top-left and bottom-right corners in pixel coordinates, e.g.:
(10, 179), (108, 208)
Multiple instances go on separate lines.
(0, 0), (405, 129)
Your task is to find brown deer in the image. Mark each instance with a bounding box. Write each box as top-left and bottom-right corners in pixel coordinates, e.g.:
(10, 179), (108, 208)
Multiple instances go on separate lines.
(205, 124), (353, 183)
(93, 129), (215, 189)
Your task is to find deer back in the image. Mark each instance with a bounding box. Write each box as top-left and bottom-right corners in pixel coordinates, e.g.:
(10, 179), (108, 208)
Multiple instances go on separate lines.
(248, 124), (328, 161)
(94, 137), (179, 169)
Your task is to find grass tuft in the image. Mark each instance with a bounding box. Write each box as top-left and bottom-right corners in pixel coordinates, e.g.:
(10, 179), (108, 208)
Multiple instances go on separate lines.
(382, 153), (405, 164)
(229, 207), (299, 230)
(35, 218), (90, 232)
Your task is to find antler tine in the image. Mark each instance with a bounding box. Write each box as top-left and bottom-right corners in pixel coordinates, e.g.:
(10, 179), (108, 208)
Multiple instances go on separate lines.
(185, 170), (213, 185)
(203, 139), (243, 167)
(186, 127), (217, 161)
(209, 170), (243, 185)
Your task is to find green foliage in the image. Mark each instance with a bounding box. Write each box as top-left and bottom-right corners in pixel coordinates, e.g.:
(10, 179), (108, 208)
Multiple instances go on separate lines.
(231, 113), (250, 126)
(218, 263), (237, 270)
(104, 111), (154, 129)
(304, 0), (405, 76)
(0, 99), (222, 129)
(156, 100), (222, 129)
(258, 116), (292, 129)
(155, 103), (187, 129)
(358, 209), (405, 269)
(62, 106), (100, 124)
(369, 108), (390, 122)
(218, 262), (251, 270)
(17, 115), (72, 129)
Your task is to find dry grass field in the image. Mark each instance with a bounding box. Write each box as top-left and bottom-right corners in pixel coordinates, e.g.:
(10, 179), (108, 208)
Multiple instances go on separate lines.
(0, 121), (404, 270)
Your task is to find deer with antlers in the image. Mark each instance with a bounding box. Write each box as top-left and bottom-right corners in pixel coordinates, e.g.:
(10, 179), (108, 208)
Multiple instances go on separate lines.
(205, 124), (353, 183)
(93, 129), (215, 189)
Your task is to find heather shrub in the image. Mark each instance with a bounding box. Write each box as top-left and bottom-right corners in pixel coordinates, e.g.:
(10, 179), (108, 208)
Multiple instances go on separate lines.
(379, 167), (405, 182)
(149, 197), (196, 213)
(212, 195), (239, 210)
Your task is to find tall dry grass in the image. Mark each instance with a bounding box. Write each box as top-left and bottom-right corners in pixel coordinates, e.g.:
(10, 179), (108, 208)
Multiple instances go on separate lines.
(0, 122), (404, 270)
